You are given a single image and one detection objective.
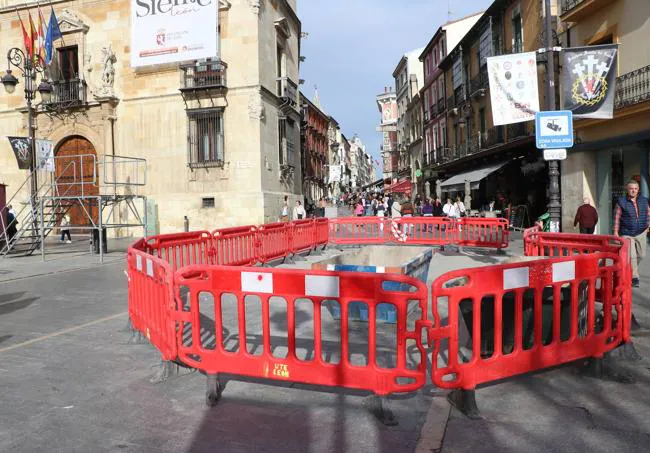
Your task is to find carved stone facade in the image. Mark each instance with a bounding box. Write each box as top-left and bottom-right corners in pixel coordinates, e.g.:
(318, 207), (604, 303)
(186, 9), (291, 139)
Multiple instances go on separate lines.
(0, 0), (302, 233)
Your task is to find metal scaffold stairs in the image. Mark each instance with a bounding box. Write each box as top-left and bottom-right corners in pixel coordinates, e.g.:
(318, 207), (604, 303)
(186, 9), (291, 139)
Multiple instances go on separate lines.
(1, 161), (77, 257)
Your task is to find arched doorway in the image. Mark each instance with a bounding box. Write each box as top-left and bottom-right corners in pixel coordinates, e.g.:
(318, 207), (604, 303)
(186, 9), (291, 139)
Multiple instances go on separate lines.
(55, 136), (99, 226)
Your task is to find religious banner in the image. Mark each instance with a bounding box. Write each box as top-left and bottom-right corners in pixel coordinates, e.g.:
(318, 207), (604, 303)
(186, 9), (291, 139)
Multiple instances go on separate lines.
(35, 139), (55, 172)
(7, 136), (32, 170)
(130, 0), (218, 67)
(561, 44), (618, 119)
(487, 52), (540, 126)
(328, 164), (342, 183)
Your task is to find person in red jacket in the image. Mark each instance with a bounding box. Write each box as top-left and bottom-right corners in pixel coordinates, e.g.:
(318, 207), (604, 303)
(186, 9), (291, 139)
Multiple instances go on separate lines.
(574, 198), (599, 234)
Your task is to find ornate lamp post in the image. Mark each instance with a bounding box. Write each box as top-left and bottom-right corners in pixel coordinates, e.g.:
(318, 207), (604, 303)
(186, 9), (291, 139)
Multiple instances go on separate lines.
(1, 48), (53, 202)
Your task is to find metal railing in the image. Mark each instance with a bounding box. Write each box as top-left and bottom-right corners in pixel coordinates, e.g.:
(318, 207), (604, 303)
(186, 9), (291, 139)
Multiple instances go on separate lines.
(561, 0), (587, 14)
(100, 155), (147, 196)
(437, 99), (445, 115)
(446, 95), (455, 110)
(482, 126), (505, 149)
(277, 77), (298, 107)
(46, 79), (87, 106)
(180, 60), (227, 89)
(470, 69), (489, 95)
(615, 64), (650, 109)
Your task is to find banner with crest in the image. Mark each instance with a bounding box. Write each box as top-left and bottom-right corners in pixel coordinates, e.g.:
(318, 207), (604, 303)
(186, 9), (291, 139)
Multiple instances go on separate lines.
(7, 136), (32, 170)
(561, 44), (619, 119)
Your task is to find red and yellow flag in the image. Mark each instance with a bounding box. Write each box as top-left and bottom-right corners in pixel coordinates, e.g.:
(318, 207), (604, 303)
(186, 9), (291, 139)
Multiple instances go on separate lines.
(28, 11), (38, 61)
(38, 6), (47, 62)
(17, 10), (32, 58)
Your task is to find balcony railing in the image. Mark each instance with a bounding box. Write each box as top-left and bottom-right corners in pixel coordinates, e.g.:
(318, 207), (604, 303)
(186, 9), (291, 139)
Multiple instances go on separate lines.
(437, 99), (445, 115)
(46, 79), (87, 106)
(180, 60), (227, 89)
(277, 77), (299, 107)
(482, 126), (505, 149)
(447, 95), (455, 110)
(615, 64), (650, 110)
(506, 122), (533, 141)
(561, 0), (586, 14)
(470, 69), (489, 96)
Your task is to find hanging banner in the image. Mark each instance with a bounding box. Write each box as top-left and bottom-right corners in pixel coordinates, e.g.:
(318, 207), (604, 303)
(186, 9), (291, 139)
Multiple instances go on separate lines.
(35, 139), (55, 172)
(561, 44), (618, 119)
(487, 52), (540, 126)
(329, 165), (342, 183)
(130, 0), (218, 68)
(7, 136), (32, 170)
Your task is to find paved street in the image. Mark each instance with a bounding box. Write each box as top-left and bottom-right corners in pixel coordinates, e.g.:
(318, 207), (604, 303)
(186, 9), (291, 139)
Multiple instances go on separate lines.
(0, 236), (648, 453)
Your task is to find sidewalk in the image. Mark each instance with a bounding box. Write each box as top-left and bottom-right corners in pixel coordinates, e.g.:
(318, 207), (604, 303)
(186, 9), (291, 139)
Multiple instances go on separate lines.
(0, 236), (133, 282)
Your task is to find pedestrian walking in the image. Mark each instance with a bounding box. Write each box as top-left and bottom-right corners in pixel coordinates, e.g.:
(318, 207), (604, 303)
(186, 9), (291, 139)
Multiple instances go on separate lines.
(432, 197), (444, 217)
(443, 198), (458, 218)
(292, 200), (306, 220)
(60, 214), (72, 244)
(614, 180), (649, 287)
(454, 196), (466, 217)
(391, 197), (402, 218)
(574, 198), (598, 234)
(354, 201), (364, 217)
(280, 195), (289, 222)
(6, 205), (18, 241)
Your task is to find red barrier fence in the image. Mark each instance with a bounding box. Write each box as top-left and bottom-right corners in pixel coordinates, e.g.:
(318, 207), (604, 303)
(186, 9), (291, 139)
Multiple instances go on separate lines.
(174, 266), (429, 396)
(127, 217), (633, 414)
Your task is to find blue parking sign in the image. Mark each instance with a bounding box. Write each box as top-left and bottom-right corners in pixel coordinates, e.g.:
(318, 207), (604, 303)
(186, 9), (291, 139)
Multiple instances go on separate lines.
(535, 111), (574, 149)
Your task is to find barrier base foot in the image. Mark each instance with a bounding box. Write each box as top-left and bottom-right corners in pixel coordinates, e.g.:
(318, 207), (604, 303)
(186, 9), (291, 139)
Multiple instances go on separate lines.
(120, 318), (133, 333)
(206, 374), (222, 407)
(447, 389), (481, 420)
(581, 357), (635, 384)
(150, 360), (195, 384)
(127, 329), (149, 345)
(283, 256), (295, 265)
(607, 342), (642, 362)
(364, 396), (398, 426)
(631, 313), (641, 332)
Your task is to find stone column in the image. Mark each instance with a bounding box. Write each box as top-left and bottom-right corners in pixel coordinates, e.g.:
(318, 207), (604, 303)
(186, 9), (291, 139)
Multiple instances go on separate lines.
(464, 180), (472, 211)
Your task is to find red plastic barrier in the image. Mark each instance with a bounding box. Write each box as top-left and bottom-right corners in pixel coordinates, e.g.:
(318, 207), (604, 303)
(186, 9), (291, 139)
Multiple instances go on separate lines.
(328, 217), (391, 244)
(127, 240), (177, 360)
(146, 231), (214, 270)
(174, 266), (429, 396)
(457, 217), (509, 249)
(314, 218), (329, 248)
(392, 217), (456, 245)
(257, 222), (292, 264)
(429, 252), (627, 390)
(291, 219), (317, 255)
(213, 225), (258, 266)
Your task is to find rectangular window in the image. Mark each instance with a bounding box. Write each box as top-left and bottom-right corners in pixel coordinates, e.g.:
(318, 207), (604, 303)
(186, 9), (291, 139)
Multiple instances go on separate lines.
(278, 117), (295, 166)
(452, 56), (463, 89)
(187, 109), (224, 168)
(58, 46), (79, 80)
(479, 25), (492, 67)
(479, 108), (486, 134)
(513, 14), (523, 53)
(202, 197), (215, 208)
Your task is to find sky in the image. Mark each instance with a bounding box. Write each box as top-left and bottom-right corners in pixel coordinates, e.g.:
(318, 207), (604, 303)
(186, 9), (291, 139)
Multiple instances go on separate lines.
(297, 0), (493, 178)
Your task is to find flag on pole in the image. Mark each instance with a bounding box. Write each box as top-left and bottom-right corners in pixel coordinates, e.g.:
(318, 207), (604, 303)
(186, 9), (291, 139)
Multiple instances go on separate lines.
(28, 11), (38, 61)
(45, 7), (62, 64)
(38, 5), (47, 62)
(16, 10), (33, 58)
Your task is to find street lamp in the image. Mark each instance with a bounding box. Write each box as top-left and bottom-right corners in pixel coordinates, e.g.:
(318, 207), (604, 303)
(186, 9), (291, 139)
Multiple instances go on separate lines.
(1, 47), (52, 204)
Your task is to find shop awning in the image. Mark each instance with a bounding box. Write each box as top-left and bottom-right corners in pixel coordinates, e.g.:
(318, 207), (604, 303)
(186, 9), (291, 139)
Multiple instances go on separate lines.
(385, 179), (412, 194)
(440, 161), (509, 192)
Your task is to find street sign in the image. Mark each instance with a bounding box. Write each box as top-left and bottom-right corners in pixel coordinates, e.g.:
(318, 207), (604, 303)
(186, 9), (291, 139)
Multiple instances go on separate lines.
(543, 148), (567, 161)
(535, 110), (574, 149)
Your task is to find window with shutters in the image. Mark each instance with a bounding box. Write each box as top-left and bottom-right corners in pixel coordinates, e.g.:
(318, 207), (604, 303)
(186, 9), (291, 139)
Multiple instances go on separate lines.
(187, 109), (225, 168)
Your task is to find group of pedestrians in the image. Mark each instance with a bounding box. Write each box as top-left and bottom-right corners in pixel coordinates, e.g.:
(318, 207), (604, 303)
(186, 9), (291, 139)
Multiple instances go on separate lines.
(353, 193), (468, 220)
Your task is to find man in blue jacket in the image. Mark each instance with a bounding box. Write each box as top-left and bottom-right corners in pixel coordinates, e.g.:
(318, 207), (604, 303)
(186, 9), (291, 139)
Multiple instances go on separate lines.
(614, 180), (649, 287)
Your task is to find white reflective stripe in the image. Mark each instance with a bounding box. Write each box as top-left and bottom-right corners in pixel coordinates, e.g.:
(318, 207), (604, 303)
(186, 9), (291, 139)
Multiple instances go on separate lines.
(553, 261), (575, 283)
(241, 272), (274, 293)
(376, 266), (386, 273)
(305, 275), (340, 298)
(136, 255), (143, 272)
(326, 264), (336, 271)
(503, 267), (529, 290)
(146, 259), (154, 277)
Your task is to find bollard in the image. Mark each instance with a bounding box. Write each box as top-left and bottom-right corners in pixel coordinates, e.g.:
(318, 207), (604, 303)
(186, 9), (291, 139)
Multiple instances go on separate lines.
(184, 215), (189, 232)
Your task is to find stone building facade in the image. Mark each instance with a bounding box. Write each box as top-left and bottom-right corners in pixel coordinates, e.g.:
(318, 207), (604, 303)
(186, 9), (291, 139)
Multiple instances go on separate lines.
(300, 94), (329, 204)
(0, 0), (302, 235)
(559, 0), (650, 233)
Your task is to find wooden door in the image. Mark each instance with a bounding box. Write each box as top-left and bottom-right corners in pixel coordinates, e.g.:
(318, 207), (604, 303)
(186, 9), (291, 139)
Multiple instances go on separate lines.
(55, 136), (99, 227)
